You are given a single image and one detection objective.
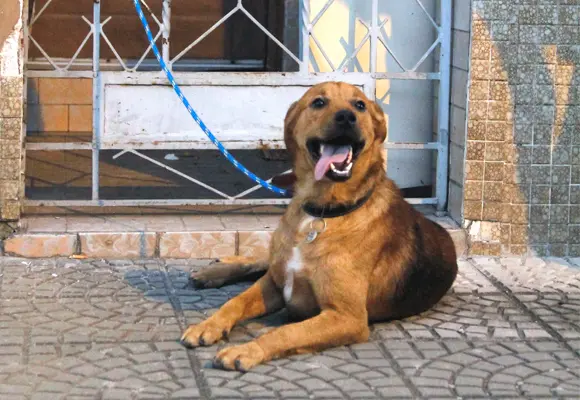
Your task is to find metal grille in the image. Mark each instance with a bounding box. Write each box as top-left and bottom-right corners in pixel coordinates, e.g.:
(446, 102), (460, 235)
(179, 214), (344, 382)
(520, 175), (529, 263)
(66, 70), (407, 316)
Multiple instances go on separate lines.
(24, 0), (451, 211)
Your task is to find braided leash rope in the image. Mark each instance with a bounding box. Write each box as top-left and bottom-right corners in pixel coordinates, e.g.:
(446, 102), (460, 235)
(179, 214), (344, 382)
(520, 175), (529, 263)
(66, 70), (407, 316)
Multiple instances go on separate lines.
(132, 0), (288, 196)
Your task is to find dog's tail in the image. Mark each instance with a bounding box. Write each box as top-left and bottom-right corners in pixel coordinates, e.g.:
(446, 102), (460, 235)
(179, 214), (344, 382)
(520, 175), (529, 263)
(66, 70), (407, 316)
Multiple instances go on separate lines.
(189, 256), (269, 289)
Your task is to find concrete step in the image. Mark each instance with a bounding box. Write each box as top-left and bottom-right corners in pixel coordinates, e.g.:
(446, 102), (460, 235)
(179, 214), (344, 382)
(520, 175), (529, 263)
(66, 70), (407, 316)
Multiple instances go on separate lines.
(2, 213), (467, 259)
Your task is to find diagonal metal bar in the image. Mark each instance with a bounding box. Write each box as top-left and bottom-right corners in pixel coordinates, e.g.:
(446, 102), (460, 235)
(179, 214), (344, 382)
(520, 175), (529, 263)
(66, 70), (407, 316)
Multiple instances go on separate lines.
(28, 35), (61, 70)
(100, 18), (138, 71)
(130, 30), (163, 71)
(171, 5), (241, 64)
(239, 5), (302, 65)
(310, 33), (336, 71)
(63, 19), (94, 71)
(310, 0), (334, 28)
(339, 37), (364, 72)
(378, 27), (408, 72)
(336, 18), (388, 72)
(414, 0), (439, 30)
(336, 20), (370, 71)
(233, 169), (293, 199)
(410, 38), (440, 72)
(116, 150), (233, 199)
(30, 0), (54, 26)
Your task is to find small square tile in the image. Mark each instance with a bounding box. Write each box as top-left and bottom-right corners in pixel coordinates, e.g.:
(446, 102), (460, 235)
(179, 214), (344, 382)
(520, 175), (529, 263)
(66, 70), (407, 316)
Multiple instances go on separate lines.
(465, 161), (484, 180)
(550, 205), (569, 224)
(483, 181), (502, 202)
(549, 225), (569, 244)
(467, 141), (485, 161)
(534, 125), (553, 145)
(504, 145), (531, 164)
(550, 185), (570, 204)
(571, 186), (580, 205)
(511, 204), (529, 224)
(470, 60), (491, 80)
(484, 162), (504, 181)
(552, 146), (571, 165)
(0, 97), (23, 118)
(468, 101), (488, 121)
(486, 122), (506, 141)
(569, 225), (580, 245)
(464, 201), (482, 220)
(471, 40), (491, 60)
(516, 84), (534, 105)
(530, 206), (549, 224)
(571, 206), (580, 223)
(552, 166), (570, 185)
(529, 224), (549, 244)
(467, 121), (486, 141)
(572, 166), (580, 184)
(484, 142), (504, 162)
(470, 80), (490, 102)
(0, 118), (21, 140)
(532, 146), (551, 164)
(464, 181), (483, 201)
(482, 202), (502, 222)
(531, 165), (551, 184)
(510, 225), (528, 245)
(513, 123), (533, 144)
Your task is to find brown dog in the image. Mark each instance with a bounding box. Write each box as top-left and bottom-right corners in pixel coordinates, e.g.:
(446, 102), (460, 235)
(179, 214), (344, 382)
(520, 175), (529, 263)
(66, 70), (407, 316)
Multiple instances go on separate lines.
(180, 82), (457, 371)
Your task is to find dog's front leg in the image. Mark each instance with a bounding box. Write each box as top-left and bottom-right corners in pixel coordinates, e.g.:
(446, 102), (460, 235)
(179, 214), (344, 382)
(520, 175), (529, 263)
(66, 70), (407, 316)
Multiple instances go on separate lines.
(214, 276), (369, 371)
(180, 273), (283, 348)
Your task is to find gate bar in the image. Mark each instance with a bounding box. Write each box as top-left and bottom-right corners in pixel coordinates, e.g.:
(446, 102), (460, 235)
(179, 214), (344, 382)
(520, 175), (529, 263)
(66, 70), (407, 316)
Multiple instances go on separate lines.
(92, 0), (101, 201)
(436, 0), (451, 213)
(162, 0), (171, 66)
(300, 0), (310, 74)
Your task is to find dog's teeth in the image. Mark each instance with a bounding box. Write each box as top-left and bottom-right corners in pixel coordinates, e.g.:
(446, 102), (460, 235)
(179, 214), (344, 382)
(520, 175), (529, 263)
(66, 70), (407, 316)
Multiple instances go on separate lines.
(345, 163), (353, 172)
(330, 163), (337, 172)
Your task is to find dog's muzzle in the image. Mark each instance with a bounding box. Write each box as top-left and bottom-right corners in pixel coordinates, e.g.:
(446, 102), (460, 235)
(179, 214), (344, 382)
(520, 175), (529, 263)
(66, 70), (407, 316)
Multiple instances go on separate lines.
(306, 109), (365, 182)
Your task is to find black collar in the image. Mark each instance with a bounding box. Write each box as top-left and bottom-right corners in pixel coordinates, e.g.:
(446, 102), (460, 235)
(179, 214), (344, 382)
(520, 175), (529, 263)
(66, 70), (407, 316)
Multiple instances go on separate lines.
(302, 189), (374, 218)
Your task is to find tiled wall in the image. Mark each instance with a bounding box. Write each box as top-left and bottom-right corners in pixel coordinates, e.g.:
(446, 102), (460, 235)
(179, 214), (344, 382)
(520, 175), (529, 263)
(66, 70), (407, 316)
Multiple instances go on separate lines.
(0, 0), (25, 224)
(464, 0), (579, 256)
(448, 0), (472, 223)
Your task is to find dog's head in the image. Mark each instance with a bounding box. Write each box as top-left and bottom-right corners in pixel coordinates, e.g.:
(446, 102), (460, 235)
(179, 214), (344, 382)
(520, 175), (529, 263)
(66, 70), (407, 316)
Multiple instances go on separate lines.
(281, 82), (386, 189)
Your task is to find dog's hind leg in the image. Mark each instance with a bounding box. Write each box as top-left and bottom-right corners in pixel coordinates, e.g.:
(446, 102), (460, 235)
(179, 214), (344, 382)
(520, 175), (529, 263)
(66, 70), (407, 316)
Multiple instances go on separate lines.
(190, 256), (269, 288)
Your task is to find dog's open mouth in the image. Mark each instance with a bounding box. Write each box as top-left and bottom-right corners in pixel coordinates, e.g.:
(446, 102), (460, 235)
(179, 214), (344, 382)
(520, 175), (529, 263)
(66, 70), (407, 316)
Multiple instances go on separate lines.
(307, 138), (364, 182)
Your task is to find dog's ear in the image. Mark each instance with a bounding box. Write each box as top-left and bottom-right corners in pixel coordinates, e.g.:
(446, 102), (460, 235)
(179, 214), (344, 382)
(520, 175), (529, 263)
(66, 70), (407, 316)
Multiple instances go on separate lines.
(271, 171), (297, 195)
(283, 101), (300, 160)
(370, 101), (387, 143)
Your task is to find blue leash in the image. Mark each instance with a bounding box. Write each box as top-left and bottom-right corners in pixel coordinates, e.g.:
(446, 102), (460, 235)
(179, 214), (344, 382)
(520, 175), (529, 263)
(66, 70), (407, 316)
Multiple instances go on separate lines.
(132, 0), (287, 196)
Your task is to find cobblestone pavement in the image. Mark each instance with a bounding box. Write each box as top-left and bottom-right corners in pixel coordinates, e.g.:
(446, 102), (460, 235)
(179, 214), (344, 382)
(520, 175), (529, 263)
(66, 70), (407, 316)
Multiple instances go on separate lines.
(0, 256), (579, 399)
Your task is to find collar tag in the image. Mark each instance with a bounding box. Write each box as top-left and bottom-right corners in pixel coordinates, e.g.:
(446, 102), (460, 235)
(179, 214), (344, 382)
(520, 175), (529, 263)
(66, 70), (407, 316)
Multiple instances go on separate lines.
(304, 218), (326, 244)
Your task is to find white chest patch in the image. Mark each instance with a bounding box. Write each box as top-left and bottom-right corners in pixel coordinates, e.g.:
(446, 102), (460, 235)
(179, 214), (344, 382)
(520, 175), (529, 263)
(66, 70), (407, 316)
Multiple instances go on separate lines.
(283, 246), (303, 302)
(283, 215), (314, 303)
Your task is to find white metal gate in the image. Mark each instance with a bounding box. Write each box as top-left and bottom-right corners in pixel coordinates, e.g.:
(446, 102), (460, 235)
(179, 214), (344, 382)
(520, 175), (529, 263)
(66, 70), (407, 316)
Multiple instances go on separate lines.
(24, 0), (451, 211)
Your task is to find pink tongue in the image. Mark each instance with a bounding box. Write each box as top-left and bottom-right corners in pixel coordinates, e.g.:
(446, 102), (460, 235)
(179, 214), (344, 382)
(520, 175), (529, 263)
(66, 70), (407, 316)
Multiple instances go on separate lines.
(314, 145), (351, 181)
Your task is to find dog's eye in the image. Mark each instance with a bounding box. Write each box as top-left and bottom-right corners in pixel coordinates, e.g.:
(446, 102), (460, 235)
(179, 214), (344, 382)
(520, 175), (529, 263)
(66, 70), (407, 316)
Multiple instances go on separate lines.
(354, 100), (366, 112)
(311, 97), (327, 109)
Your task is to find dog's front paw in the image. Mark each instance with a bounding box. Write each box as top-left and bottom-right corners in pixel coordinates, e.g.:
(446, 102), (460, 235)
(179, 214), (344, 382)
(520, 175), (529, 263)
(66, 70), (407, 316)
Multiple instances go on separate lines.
(180, 320), (228, 348)
(213, 342), (265, 372)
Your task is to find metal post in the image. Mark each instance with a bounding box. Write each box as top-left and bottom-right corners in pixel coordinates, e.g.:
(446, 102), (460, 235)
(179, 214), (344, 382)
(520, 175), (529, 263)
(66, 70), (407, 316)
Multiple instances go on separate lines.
(300, 0), (310, 74)
(436, 0), (451, 214)
(92, 0), (101, 201)
(370, 0), (378, 74)
(162, 0), (171, 67)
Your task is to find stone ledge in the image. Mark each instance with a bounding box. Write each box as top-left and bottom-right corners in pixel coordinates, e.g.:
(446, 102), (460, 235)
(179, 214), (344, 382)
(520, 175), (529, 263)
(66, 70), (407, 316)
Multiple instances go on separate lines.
(3, 214), (467, 259)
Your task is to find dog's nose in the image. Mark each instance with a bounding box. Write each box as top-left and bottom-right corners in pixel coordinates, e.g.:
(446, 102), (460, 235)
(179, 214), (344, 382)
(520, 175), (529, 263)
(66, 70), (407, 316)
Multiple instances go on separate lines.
(334, 109), (357, 127)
